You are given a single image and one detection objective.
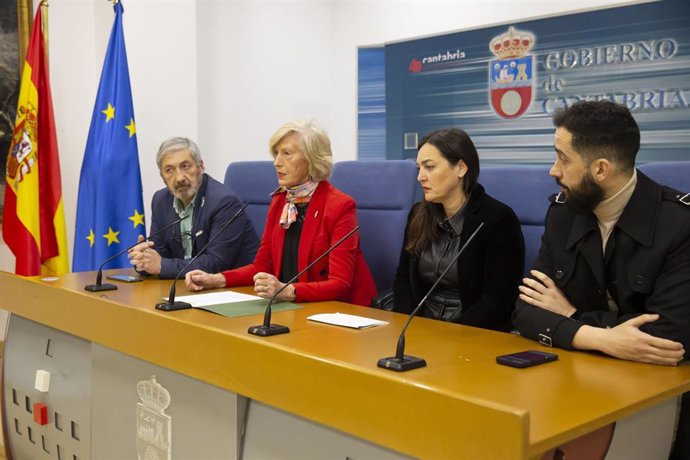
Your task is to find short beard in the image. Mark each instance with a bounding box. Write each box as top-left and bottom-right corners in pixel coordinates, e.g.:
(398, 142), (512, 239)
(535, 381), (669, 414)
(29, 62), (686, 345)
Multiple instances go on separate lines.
(173, 183), (199, 204)
(559, 172), (604, 214)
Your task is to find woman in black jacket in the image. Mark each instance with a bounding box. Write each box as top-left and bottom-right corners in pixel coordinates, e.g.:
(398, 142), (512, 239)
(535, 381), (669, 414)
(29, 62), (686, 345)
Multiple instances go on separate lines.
(393, 128), (524, 332)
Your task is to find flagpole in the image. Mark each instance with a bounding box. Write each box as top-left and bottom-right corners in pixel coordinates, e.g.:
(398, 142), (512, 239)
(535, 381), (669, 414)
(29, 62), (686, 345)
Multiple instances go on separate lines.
(40, 0), (49, 66)
(17, 0), (33, 72)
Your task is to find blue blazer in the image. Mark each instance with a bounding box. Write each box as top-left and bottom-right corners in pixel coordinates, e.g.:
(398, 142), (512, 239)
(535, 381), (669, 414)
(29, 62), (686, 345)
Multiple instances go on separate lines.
(149, 174), (259, 278)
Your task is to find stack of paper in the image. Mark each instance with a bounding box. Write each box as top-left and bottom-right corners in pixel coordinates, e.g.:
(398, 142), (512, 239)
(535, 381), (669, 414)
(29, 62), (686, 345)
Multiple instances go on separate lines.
(169, 291), (261, 307)
(307, 312), (388, 329)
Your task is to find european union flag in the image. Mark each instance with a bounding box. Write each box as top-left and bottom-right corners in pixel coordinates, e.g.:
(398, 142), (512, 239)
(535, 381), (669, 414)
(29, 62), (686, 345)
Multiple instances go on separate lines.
(73, 1), (145, 272)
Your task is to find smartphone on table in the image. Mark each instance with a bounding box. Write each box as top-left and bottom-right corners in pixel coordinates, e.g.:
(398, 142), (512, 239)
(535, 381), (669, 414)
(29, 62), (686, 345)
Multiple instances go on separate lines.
(496, 350), (558, 368)
(106, 274), (143, 283)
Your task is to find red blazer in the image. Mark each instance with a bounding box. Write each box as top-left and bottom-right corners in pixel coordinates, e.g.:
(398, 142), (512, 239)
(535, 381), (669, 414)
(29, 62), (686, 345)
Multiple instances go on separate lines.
(222, 181), (377, 306)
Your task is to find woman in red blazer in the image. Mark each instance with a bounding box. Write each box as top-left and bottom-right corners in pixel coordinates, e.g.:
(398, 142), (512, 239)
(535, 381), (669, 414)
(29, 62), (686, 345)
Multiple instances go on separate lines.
(185, 120), (376, 307)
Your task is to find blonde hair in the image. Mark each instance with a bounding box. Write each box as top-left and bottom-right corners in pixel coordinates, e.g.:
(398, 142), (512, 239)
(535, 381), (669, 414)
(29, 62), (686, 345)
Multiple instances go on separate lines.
(269, 120), (333, 181)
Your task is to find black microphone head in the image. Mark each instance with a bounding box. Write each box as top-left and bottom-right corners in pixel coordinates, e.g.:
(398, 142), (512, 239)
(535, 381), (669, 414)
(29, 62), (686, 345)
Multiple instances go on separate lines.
(154, 280), (192, 311)
(263, 301), (273, 328)
(395, 334), (406, 361)
(249, 288), (288, 336)
(169, 281), (177, 304)
(84, 266), (118, 292)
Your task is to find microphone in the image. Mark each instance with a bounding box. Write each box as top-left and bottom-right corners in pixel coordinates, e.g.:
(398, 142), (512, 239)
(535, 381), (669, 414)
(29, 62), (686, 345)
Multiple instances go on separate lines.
(155, 202), (249, 312)
(248, 225), (360, 337)
(84, 214), (190, 292)
(378, 222), (484, 372)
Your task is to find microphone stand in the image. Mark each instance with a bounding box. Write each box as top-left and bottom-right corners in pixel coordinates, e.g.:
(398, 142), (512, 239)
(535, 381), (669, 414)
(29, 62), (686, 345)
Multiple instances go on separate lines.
(156, 203), (249, 312)
(378, 222), (484, 372)
(84, 214), (190, 292)
(248, 226), (360, 337)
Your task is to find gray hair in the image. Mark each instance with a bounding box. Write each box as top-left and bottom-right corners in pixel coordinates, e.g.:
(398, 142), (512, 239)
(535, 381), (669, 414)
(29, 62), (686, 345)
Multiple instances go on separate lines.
(269, 120), (333, 181)
(156, 137), (203, 170)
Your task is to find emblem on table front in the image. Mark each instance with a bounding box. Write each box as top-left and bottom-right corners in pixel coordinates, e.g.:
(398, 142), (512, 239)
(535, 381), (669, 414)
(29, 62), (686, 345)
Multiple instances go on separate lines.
(136, 375), (172, 460)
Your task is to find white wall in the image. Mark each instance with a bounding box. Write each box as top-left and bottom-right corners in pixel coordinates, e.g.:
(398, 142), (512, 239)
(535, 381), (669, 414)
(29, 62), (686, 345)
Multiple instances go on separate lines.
(196, 0), (335, 176)
(198, 0), (640, 170)
(0, 0), (639, 273)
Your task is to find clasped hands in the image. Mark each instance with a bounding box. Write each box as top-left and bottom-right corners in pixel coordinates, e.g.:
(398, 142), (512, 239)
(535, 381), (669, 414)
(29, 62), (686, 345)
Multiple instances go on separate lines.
(127, 235), (162, 275)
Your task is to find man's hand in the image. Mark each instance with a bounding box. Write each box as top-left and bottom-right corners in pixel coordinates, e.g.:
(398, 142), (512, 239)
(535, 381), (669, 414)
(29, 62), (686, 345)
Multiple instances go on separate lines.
(253, 272), (296, 301)
(573, 314), (685, 365)
(185, 270), (225, 291)
(519, 270), (577, 317)
(127, 235), (162, 275)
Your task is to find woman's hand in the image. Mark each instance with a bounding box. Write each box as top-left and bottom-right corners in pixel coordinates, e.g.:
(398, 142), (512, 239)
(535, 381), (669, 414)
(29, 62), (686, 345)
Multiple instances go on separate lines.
(185, 270), (226, 291)
(253, 272), (296, 301)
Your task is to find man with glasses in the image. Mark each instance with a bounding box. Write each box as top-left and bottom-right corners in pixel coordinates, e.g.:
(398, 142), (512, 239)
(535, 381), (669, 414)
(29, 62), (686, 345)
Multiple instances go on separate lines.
(128, 137), (259, 278)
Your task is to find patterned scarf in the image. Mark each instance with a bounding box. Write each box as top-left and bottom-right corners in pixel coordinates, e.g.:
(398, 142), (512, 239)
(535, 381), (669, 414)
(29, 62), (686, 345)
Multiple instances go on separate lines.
(279, 181), (319, 229)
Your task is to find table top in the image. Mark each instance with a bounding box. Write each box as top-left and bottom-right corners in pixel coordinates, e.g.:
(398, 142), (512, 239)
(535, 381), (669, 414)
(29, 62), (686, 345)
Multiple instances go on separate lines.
(2, 270), (689, 459)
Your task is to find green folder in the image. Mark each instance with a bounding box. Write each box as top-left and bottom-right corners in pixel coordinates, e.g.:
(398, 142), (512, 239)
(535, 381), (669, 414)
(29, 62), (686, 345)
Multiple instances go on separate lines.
(193, 299), (302, 318)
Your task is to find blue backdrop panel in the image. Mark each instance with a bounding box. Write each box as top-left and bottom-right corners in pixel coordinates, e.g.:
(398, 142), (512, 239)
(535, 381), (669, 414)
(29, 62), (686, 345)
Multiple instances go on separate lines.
(384, 0), (690, 163)
(358, 47), (386, 160)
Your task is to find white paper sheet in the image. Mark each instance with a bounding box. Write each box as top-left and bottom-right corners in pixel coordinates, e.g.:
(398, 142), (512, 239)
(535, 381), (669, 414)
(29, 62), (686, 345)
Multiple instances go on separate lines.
(168, 291), (262, 307)
(307, 312), (388, 329)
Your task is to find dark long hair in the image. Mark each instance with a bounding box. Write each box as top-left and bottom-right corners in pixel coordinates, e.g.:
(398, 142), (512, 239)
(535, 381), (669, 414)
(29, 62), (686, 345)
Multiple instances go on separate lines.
(405, 128), (480, 254)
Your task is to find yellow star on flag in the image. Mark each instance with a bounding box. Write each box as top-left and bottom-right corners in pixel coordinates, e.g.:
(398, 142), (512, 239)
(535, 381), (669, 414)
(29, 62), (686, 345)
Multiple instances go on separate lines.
(129, 209), (145, 228)
(102, 103), (115, 122)
(125, 118), (136, 138)
(86, 229), (95, 247)
(102, 227), (121, 246)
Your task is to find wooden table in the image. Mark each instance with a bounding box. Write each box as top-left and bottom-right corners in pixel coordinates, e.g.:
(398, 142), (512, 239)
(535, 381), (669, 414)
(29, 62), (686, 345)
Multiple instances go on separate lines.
(1, 270), (689, 459)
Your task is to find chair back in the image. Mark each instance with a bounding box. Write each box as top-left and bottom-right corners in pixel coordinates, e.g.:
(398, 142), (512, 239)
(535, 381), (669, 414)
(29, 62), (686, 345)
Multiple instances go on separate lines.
(330, 160), (419, 293)
(224, 161), (276, 235)
(638, 161), (690, 192)
(480, 165), (557, 275)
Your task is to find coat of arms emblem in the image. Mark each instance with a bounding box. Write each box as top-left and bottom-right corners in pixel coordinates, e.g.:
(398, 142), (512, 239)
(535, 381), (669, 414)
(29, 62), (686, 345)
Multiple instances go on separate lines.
(136, 376), (172, 460)
(489, 27), (535, 119)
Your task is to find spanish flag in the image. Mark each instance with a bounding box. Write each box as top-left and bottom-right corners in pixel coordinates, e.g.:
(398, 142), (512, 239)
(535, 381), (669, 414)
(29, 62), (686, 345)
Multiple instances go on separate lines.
(2, 5), (68, 276)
